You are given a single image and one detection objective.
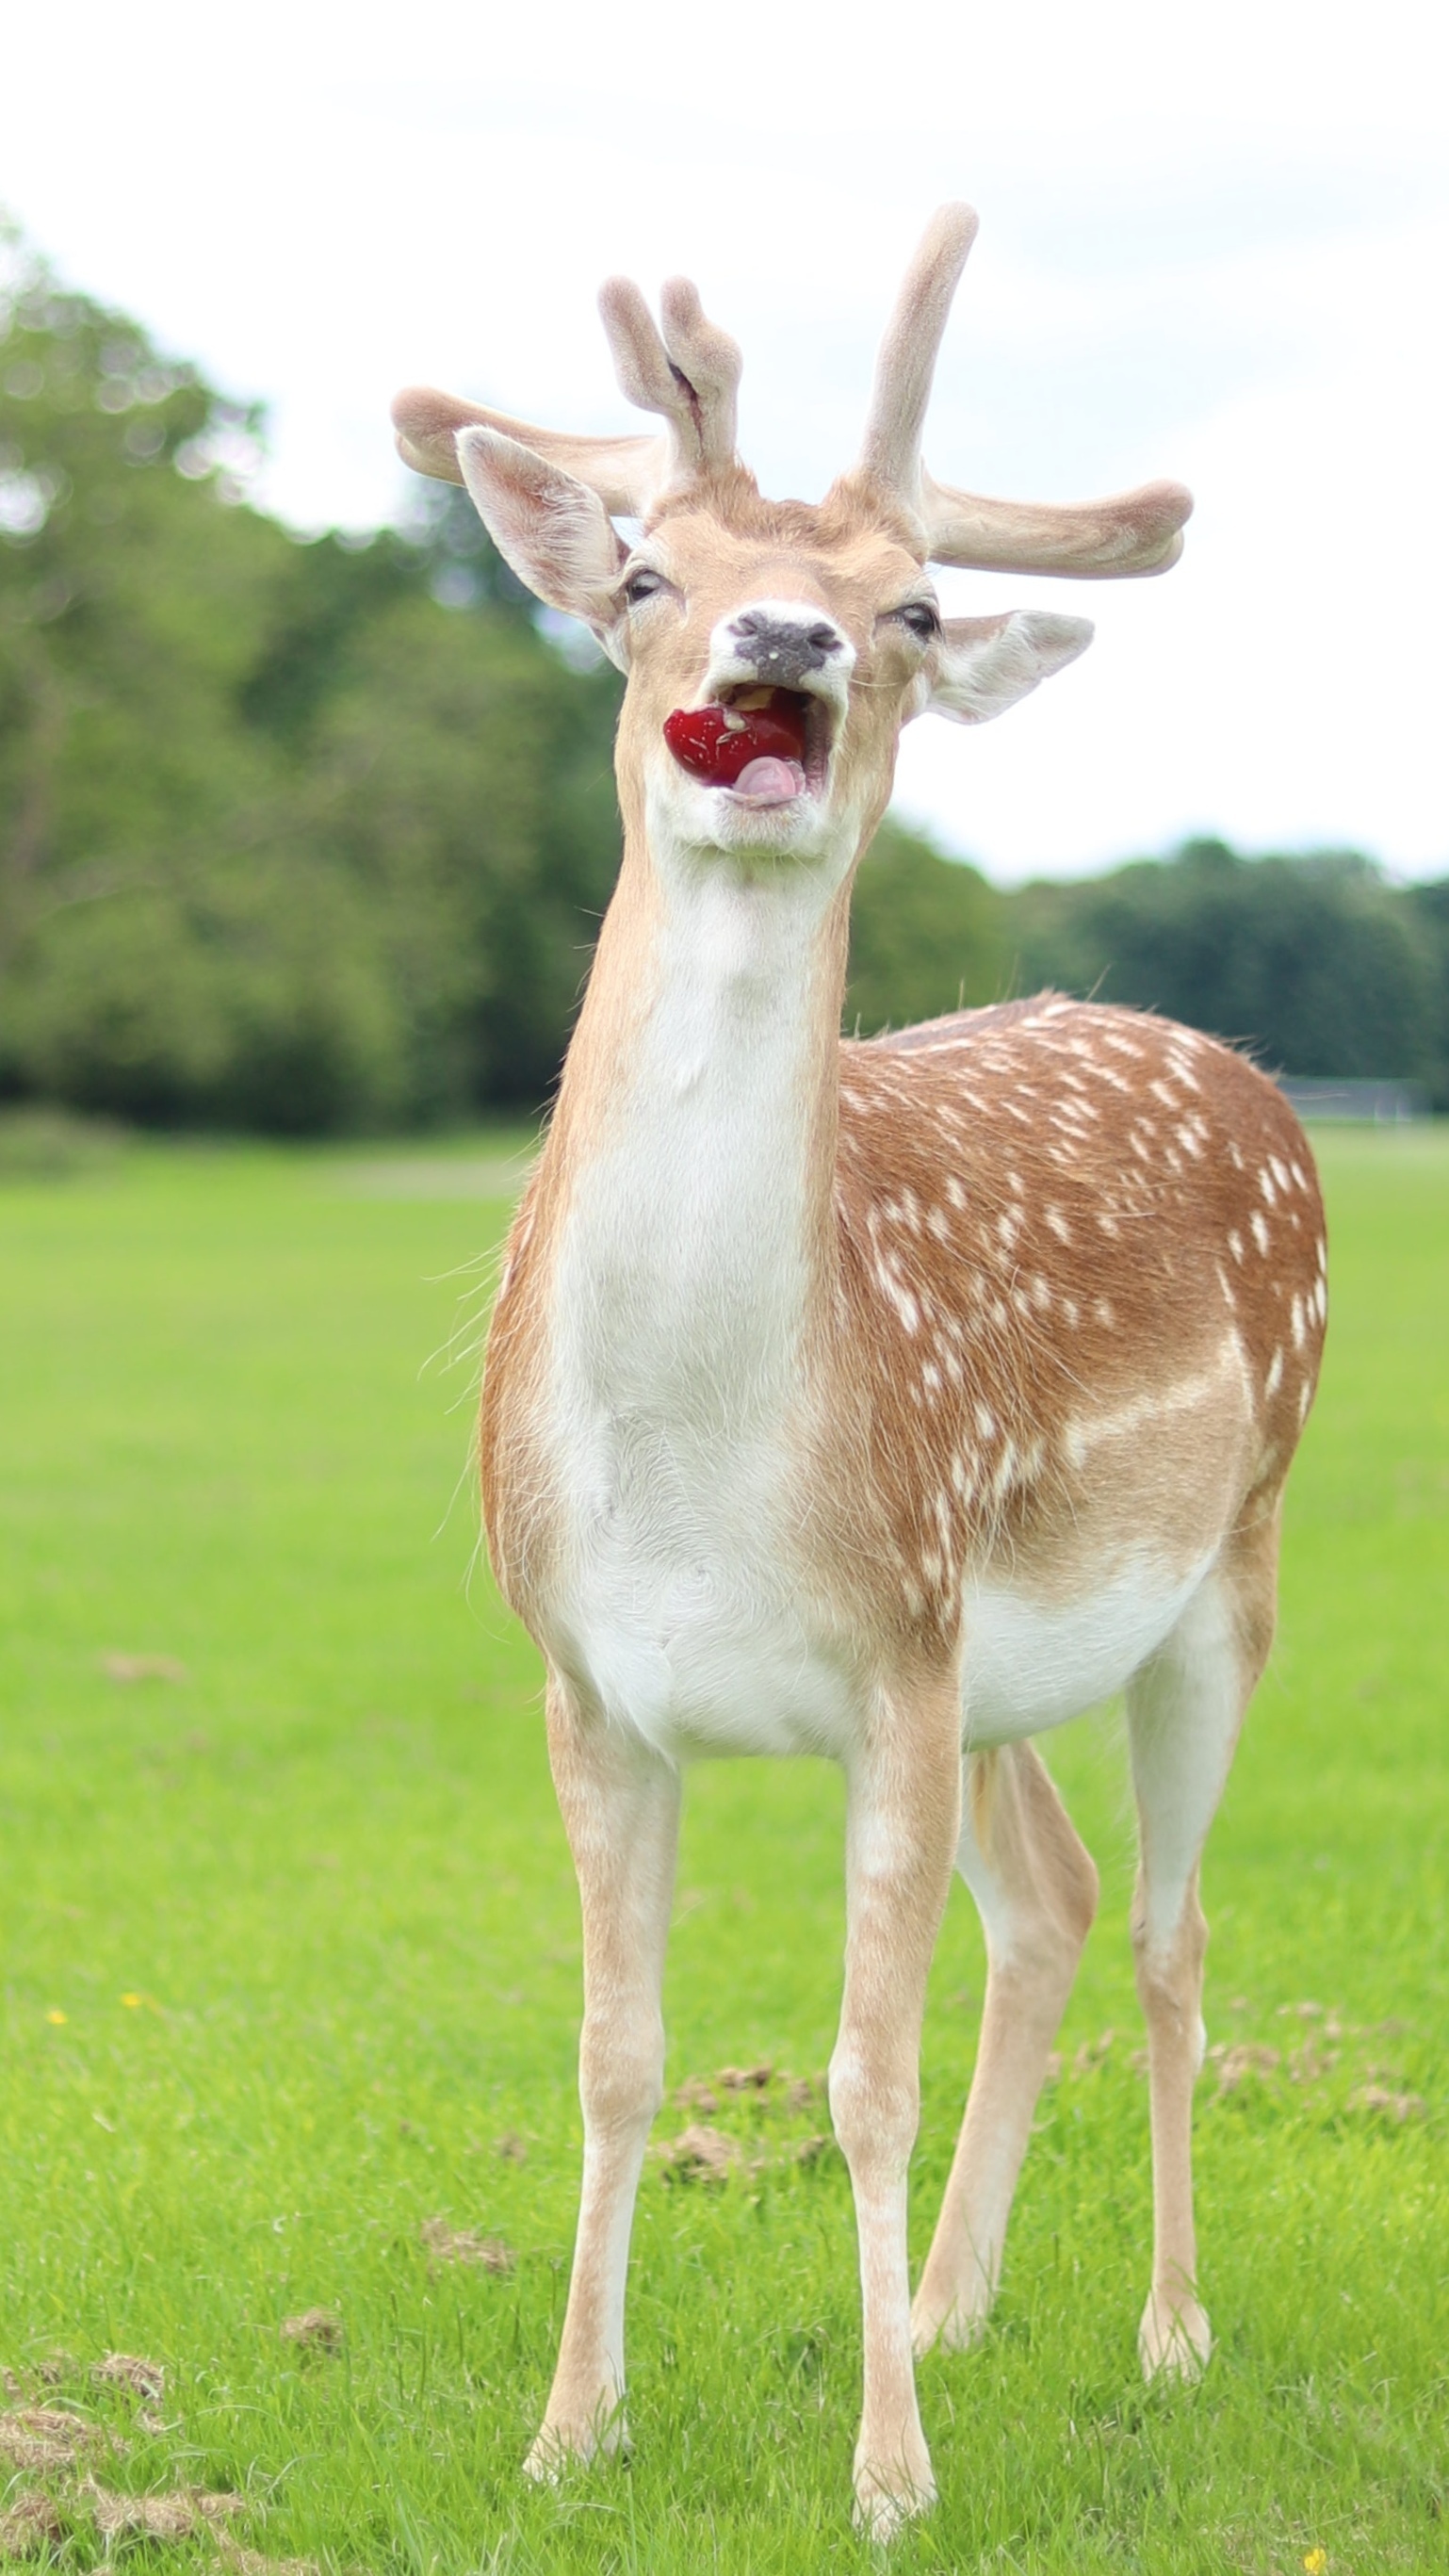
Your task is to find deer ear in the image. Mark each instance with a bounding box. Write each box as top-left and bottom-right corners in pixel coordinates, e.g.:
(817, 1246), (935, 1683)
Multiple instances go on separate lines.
(924, 610), (1093, 725)
(456, 424), (628, 641)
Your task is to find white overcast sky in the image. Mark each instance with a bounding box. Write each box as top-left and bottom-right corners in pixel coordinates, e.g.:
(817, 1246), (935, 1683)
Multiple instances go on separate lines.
(3, 0), (1446, 883)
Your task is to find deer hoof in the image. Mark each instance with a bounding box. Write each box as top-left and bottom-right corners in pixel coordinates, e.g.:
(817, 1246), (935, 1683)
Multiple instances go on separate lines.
(852, 2456), (936, 2543)
(1138, 2290), (1212, 2383)
(523, 2410), (626, 2482)
(911, 2291), (989, 2357)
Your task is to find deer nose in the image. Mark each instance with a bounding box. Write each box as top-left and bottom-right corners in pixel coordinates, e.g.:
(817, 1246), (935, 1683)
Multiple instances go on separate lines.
(727, 611), (846, 685)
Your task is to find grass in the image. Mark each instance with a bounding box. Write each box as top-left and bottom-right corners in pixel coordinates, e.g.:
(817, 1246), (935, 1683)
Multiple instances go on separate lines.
(0, 1124), (1444, 2574)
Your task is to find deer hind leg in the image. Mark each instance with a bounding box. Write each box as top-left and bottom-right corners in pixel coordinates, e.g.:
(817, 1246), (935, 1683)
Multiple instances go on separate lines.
(525, 1676), (680, 2479)
(1127, 1507), (1279, 2383)
(912, 1740), (1099, 2356)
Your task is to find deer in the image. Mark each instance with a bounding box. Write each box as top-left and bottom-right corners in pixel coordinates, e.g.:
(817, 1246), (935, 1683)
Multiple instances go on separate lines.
(393, 203), (1327, 2539)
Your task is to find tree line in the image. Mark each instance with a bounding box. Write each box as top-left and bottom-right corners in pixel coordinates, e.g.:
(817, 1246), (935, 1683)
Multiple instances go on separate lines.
(3, 225), (1445, 1134)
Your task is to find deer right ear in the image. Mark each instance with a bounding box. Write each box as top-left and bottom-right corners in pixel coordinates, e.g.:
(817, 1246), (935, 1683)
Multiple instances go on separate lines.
(456, 425), (630, 661)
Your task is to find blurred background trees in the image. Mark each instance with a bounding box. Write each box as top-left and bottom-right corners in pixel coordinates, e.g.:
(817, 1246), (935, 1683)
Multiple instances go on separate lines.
(3, 225), (1446, 1133)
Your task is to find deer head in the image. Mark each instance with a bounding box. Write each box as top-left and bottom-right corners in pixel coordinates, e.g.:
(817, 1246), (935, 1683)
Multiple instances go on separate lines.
(393, 204), (1191, 876)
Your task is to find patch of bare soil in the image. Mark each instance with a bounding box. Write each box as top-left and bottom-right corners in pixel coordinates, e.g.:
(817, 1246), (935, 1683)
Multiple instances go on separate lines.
(92, 2351), (166, 2402)
(0, 2493), (65, 2559)
(80, 2480), (244, 2538)
(279, 2310), (342, 2351)
(418, 2218), (515, 2271)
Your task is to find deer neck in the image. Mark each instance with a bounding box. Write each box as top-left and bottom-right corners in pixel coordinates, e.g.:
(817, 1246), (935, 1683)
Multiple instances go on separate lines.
(541, 808), (854, 1417)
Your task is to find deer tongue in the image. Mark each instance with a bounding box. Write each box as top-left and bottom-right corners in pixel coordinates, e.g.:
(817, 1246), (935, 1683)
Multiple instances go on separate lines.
(729, 755), (806, 805)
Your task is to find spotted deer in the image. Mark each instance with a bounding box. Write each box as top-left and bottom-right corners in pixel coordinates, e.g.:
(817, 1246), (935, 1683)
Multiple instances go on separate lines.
(394, 204), (1327, 2538)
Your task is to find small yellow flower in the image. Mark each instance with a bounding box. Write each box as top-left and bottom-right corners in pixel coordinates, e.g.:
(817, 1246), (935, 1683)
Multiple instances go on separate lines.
(1304, 2551), (1327, 2573)
(46, 2008), (68, 2026)
(121, 1992), (142, 2009)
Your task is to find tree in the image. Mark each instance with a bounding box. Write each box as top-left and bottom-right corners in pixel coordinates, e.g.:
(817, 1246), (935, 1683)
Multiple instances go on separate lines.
(0, 220), (623, 1130)
(847, 821), (1006, 1033)
(1404, 876), (1449, 1109)
(1004, 840), (1440, 1084)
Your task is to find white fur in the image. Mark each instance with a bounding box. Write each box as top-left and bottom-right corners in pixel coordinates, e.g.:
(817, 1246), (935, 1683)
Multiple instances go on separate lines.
(963, 1552), (1217, 1747)
(534, 833), (852, 1759)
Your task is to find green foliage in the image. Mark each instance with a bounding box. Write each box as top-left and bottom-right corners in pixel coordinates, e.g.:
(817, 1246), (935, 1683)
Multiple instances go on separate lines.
(0, 1133), (1444, 2568)
(1403, 875), (1449, 1108)
(846, 819), (1007, 1031)
(0, 221), (622, 1133)
(1005, 838), (1445, 1085)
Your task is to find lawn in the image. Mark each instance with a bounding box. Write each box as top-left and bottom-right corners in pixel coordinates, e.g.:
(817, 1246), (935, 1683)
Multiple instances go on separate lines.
(0, 1124), (1444, 2574)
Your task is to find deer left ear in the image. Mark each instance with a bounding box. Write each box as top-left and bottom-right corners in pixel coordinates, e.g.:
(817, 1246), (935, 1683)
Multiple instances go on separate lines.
(456, 424), (628, 651)
(923, 610), (1094, 725)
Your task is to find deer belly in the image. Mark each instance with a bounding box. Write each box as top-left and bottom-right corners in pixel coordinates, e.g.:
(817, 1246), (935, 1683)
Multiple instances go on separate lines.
(960, 1549), (1215, 1744)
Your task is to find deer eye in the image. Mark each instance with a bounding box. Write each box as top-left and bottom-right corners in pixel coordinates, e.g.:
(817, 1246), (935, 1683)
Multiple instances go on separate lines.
(623, 566), (666, 609)
(894, 600), (941, 643)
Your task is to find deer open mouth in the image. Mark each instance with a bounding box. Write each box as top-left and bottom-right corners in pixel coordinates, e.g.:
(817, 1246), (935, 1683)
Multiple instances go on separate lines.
(662, 686), (832, 807)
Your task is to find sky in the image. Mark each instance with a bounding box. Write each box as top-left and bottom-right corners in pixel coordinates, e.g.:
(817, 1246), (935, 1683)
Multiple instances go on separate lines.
(3, 0), (1446, 884)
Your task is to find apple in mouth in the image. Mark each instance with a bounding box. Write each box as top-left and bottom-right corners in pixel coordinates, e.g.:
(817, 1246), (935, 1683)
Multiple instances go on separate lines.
(662, 687), (814, 806)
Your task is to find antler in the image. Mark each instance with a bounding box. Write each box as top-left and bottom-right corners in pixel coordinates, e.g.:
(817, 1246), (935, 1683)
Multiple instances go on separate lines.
(851, 204), (1193, 579)
(392, 389), (663, 517)
(396, 213), (1188, 572)
(392, 277), (741, 518)
(598, 274), (742, 494)
(856, 203), (979, 514)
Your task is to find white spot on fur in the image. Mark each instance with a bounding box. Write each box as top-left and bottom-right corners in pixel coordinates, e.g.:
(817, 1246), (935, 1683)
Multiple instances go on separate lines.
(992, 1439), (1018, 1502)
(1250, 1211), (1271, 1256)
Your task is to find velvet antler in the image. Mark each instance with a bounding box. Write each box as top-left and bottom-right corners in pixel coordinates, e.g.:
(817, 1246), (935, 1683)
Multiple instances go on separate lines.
(393, 276), (741, 517)
(846, 202), (1192, 578)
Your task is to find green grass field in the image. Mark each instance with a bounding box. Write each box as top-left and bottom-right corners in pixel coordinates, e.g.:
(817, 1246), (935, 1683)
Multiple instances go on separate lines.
(1, 1126), (1444, 2574)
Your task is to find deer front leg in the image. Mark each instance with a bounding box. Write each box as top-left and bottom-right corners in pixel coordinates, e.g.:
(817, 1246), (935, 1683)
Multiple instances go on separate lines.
(830, 1681), (962, 2541)
(526, 1677), (680, 2478)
